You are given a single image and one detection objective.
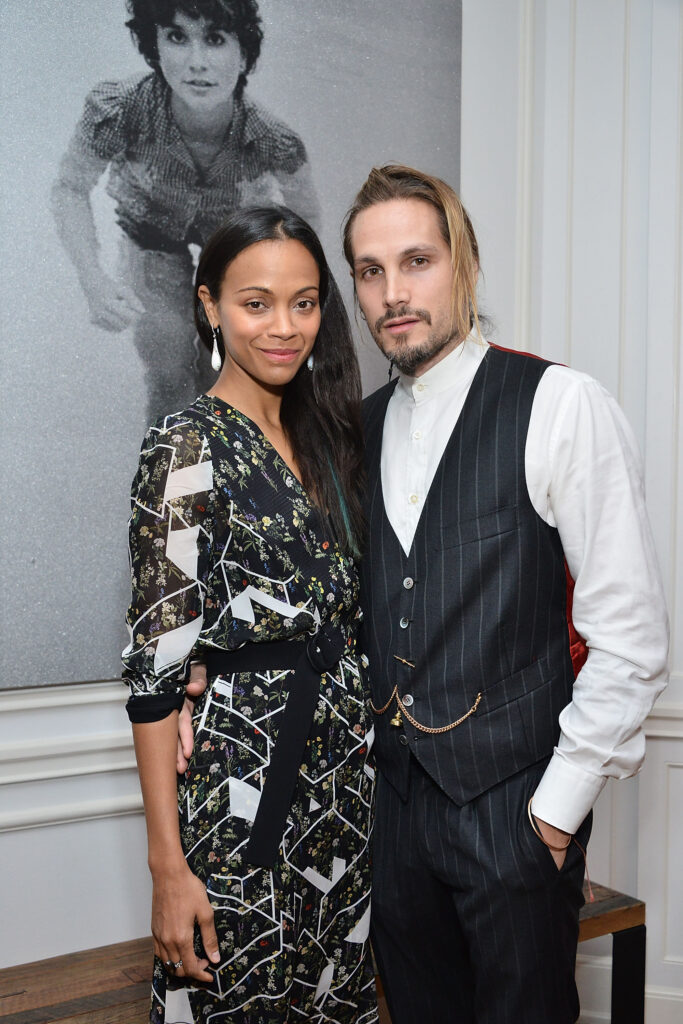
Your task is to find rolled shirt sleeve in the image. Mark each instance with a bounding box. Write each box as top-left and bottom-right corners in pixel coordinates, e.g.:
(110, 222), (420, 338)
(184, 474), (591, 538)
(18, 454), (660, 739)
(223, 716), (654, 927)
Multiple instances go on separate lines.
(526, 366), (669, 834)
(122, 416), (214, 722)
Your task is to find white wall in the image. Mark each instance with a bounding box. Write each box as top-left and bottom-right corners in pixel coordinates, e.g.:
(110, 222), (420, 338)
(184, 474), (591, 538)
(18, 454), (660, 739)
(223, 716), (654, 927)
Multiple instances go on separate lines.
(462, 1), (682, 1021)
(1, 4), (681, 1022)
(0, 683), (150, 967)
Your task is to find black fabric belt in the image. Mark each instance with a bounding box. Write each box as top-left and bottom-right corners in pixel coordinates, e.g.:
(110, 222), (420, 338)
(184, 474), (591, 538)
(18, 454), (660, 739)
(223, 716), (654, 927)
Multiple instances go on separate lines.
(204, 623), (348, 868)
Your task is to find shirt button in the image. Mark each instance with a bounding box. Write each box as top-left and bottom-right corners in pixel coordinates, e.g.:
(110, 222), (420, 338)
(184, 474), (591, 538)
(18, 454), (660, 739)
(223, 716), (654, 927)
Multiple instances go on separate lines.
(399, 734), (409, 746)
(402, 693), (414, 707)
(416, 383), (426, 392)
(412, 430), (422, 440)
(399, 616), (410, 629)
(403, 577), (414, 590)
(409, 493), (419, 504)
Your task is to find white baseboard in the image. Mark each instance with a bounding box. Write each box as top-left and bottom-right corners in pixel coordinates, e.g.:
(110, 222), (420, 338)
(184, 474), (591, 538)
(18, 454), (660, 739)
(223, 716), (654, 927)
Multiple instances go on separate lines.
(576, 952), (683, 1023)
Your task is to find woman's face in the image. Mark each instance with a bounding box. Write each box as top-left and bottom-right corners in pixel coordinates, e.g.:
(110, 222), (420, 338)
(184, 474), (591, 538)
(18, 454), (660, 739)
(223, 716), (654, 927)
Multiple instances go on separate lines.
(156, 13), (244, 109)
(199, 239), (321, 389)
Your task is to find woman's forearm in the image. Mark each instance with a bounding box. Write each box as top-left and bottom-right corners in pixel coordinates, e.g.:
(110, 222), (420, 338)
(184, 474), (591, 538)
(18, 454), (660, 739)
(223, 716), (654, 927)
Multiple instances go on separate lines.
(132, 714), (187, 876)
(50, 182), (104, 289)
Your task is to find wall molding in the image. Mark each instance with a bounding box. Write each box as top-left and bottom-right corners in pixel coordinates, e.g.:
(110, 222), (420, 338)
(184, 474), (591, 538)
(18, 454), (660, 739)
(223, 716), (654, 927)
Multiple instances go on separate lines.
(513, 0), (535, 352)
(645, 700), (683, 739)
(0, 794), (143, 834)
(0, 680), (142, 833)
(0, 729), (136, 785)
(0, 679), (125, 713)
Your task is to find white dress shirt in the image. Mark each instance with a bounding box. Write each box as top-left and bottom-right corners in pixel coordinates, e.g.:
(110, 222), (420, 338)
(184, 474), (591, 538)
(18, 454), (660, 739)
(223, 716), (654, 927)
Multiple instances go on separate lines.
(381, 334), (669, 833)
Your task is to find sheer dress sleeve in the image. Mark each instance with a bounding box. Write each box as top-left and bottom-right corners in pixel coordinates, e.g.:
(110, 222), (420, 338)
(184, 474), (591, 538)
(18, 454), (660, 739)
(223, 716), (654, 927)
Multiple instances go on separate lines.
(123, 416), (214, 723)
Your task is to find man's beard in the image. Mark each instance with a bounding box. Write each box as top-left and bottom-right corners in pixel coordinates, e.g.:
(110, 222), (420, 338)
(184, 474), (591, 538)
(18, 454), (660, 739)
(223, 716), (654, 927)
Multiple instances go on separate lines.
(370, 306), (455, 376)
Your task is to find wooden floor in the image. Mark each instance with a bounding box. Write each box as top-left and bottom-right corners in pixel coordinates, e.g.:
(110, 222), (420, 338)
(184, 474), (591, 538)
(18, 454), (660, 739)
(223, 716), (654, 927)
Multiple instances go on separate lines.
(0, 882), (626, 1023)
(0, 938), (153, 1024)
(0, 938), (392, 1024)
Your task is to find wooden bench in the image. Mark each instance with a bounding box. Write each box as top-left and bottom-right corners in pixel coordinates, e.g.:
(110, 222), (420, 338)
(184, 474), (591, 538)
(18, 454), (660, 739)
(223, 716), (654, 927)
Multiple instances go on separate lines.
(578, 881), (646, 1024)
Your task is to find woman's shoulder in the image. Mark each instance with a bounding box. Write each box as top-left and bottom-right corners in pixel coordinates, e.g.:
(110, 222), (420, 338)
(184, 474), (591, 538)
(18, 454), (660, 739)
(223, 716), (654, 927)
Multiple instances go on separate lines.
(132, 403), (214, 507)
(139, 402), (214, 465)
(78, 72), (162, 150)
(240, 94), (309, 169)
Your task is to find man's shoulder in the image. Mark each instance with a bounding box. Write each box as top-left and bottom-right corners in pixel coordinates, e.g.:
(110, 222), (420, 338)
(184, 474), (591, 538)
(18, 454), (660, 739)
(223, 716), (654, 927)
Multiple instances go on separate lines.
(488, 342), (554, 369)
(488, 345), (614, 410)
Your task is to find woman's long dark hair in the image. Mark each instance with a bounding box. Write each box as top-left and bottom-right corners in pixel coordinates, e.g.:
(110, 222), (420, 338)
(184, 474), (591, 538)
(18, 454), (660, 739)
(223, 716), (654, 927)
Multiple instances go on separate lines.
(194, 206), (365, 557)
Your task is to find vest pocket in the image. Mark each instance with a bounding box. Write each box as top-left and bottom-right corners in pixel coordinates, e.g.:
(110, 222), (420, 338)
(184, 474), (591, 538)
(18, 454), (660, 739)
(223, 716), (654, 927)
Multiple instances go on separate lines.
(475, 658), (563, 769)
(439, 505), (518, 550)
(478, 657), (550, 714)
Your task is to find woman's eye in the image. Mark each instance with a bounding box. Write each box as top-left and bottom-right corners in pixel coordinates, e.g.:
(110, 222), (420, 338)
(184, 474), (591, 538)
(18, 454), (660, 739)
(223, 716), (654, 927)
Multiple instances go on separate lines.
(361, 267), (382, 279)
(412, 257), (428, 267)
(295, 299), (316, 310)
(165, 29), (186, 44)
(206, 32), (228, 46)
(246, 300), (264, 310)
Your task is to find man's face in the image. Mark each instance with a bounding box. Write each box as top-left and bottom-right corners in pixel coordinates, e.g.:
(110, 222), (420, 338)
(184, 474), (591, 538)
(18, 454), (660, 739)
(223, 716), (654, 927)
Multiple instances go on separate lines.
(350, 198), (459, 376)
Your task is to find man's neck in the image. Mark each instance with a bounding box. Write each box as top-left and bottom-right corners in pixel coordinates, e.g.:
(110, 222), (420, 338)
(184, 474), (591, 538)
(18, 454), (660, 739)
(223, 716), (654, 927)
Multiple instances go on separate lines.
(410, 334), (465, 378)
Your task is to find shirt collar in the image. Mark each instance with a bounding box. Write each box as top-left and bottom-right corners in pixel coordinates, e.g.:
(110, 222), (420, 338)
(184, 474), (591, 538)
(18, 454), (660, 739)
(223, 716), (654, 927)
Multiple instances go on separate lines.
(397, 331), (489, 404)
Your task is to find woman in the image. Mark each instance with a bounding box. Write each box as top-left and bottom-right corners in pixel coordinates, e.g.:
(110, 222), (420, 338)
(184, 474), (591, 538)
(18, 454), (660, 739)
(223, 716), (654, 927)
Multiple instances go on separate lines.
(52, 0), (320, 422)
(123, 207), (377, 1023)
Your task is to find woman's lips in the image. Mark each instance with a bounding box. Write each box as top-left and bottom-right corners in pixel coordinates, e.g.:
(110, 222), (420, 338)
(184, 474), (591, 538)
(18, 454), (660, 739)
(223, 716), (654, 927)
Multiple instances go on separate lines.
(260, 349), (299, 363)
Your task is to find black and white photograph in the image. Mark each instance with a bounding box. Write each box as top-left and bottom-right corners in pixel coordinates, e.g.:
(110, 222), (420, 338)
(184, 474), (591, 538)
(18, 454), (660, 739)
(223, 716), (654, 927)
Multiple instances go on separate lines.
(0, 0), (462, 690)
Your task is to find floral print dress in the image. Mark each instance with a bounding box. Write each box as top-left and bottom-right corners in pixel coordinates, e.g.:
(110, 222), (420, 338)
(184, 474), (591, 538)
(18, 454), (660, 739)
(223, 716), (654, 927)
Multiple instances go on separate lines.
(123, 395), (377, 1024)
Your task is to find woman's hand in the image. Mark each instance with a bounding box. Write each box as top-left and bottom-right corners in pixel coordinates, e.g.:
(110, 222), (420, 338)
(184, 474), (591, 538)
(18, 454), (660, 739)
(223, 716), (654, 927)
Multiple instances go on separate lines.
(132, 716), (219, 983)
(83, 272), (145, 332)
(151, 861), (220, 983)
(50, 181), (144, 330)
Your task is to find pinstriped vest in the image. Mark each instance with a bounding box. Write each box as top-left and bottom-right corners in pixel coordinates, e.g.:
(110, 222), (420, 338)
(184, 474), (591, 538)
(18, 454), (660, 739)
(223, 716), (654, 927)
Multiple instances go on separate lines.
(361, 345), (575, 804)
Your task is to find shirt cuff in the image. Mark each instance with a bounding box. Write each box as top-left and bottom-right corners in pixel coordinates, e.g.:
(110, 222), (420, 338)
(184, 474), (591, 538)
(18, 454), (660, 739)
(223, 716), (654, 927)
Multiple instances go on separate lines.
(126, 690), (185, 723)
(531, 752), (607, 834)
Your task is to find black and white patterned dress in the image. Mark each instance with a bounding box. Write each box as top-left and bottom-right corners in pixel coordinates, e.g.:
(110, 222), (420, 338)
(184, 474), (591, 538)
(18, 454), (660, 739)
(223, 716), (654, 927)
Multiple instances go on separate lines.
(123, 395), (377, 1024)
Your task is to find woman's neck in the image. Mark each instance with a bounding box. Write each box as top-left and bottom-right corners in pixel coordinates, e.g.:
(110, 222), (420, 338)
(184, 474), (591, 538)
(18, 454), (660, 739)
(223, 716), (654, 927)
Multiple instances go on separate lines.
(170, 92), (235, 142)
(208, 372), (285, 434)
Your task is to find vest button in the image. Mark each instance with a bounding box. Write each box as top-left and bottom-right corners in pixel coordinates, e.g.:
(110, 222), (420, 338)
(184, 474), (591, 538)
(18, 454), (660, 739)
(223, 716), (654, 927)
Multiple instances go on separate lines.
(399, 616), (410, 629)
(402, 693), (414, 707)
(399, 734), (409, 746)
(403, 577), (414, 590)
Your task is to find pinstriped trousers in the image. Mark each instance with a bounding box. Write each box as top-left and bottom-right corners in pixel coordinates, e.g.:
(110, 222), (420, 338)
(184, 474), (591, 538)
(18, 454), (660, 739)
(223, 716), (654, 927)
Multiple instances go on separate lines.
(371, 756), (592, 1024)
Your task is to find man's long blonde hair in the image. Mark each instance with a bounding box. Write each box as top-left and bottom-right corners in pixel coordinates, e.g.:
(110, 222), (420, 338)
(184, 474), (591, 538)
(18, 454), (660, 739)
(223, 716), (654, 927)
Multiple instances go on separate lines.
(342, 164), (482, 343)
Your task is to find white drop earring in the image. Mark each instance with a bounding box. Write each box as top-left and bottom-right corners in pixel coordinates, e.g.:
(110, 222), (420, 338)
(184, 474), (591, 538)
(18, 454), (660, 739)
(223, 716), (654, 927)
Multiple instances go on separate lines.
(211, 325), (222, 372)
(306, 352), (314, 371)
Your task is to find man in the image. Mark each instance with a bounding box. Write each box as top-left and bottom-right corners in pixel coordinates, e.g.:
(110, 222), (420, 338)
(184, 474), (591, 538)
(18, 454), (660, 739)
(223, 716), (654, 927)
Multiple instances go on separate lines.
(179, 164), (668, 1022)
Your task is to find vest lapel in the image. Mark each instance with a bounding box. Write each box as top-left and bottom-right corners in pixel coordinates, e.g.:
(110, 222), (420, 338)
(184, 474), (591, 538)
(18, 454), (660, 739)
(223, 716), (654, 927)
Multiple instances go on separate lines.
(407, 347), (492, 548)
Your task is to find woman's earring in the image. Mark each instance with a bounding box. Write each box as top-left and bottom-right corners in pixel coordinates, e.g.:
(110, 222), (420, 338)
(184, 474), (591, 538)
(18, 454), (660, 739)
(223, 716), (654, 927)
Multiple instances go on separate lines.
(306, 352), (314, 371)
(211, 326), (222, 372)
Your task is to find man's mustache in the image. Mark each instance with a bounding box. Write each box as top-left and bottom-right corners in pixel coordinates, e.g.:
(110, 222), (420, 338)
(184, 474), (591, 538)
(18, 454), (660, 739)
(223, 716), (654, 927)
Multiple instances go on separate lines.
(374, 307), (432, 333)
